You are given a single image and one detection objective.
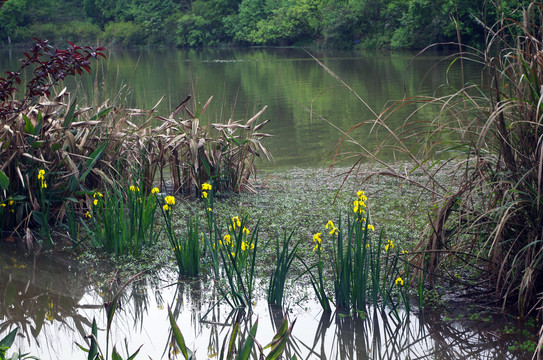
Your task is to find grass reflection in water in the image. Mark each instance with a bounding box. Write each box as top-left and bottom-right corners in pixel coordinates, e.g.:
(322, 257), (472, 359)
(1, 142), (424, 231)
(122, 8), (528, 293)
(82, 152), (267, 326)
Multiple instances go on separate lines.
(0, 249), (532, 359)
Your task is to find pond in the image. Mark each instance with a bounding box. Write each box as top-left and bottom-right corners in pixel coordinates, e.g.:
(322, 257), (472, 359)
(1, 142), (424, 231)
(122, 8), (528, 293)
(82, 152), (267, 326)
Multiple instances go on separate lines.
(0, 47), (482, 169)
(0, 47), (534, 359)
(0, 246), (532, 360)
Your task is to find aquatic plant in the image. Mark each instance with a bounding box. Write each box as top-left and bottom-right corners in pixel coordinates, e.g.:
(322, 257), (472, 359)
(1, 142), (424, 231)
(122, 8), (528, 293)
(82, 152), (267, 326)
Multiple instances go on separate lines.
(200, 182), (215, 257)
(298, 231), (331, 312)
(169, 306), (295, 360)
(211, 216), (260, 309)
(267, 229), (302, 307)
(158, 98), (274, 195)
(162, 210), (201, 277)
(328, 191), (409, 314)
(321, 1), (543, 325)
(0, 40), (273, 248)
(84, 181), (158, 256)
(77, 272), (146, 360)
(159, 192), (202, 277)
(0, 39), (105, 245)
(0, 328), (37, 360)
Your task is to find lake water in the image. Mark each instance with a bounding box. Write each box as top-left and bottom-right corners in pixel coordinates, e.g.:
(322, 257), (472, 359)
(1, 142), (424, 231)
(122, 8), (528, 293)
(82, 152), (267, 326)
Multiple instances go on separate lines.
(0, 246), (532, 360)
(0, 47), (481, 168)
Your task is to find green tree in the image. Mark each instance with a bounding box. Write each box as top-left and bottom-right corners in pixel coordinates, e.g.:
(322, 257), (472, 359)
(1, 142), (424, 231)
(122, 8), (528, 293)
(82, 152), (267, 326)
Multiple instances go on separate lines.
(0, 0), (29, 41)
(321, 1), (359, 48)
(389, 0), (447, 49)
(225, 0), (273, 44)
(248, 0), (321, 45)
(83, 0), (103, 25)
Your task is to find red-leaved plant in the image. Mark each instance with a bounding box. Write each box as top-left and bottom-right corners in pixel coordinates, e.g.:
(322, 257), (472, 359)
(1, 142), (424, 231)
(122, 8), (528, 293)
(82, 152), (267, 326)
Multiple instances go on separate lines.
(0, 38), (105, 120)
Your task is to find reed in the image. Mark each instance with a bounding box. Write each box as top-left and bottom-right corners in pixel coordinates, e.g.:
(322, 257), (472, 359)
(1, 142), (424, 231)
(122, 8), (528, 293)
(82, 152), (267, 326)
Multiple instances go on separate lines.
(156, 98), (273, 196)
(0, 41), (273, 249)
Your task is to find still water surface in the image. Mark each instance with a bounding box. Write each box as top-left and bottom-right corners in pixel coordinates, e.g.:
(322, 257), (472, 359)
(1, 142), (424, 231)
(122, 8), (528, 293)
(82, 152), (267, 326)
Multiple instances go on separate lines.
(0, 247), (530, 359)
(0, 47), (481, 168)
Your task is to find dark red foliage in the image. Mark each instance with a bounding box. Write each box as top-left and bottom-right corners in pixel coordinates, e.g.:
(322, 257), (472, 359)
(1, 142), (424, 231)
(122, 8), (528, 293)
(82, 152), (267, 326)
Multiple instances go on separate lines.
(0, 38), (106, 120)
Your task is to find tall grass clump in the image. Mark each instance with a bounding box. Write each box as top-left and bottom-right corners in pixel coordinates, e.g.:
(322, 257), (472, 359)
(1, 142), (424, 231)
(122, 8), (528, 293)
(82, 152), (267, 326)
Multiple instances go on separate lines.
(160, 195), (202, 277)
(267, 230), (302, 307)
(325, 2), (543, 319)
(308, 191), (409, 314)
(0, 40), (274, 249)
(155, 98), (274, 195)
(209, 216), (260, 309)
(84, 181), (159, 256)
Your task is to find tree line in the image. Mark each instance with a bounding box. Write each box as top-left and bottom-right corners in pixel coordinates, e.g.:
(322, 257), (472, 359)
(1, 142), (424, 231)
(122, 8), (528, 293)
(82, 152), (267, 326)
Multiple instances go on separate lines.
(0, 0), (531, 49)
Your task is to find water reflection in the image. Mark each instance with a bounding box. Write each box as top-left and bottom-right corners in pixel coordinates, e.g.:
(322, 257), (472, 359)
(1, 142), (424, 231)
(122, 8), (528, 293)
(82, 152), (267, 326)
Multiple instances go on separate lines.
(0, 246), (98, 358)
(0, 48), (484, 168)
(0, 248), (531, 359)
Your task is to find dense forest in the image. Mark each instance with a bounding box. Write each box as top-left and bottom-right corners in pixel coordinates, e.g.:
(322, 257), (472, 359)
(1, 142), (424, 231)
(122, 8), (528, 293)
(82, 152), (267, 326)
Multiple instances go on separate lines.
(0, 0), (531, 49)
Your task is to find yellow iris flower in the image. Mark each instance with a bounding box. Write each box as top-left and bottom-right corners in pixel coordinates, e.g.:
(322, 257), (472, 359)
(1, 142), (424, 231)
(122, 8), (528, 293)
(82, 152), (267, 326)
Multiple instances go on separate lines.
(202, 183), (212, 191)
(384, 239), (394, 252)
(326, 220), (339, 235)
(38, 170), (47, 188)
(395, 277), (404, 286)
(224, 234), (231, 245)
(165, 196), (175, 206)
(353, 200), (366, 214)
(357, 190), (368, 202)
(151, 187), (159, 194)
(232, 216), (241, 229)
